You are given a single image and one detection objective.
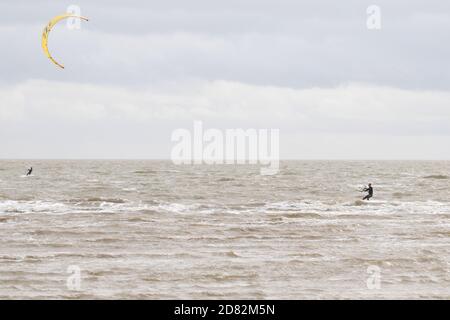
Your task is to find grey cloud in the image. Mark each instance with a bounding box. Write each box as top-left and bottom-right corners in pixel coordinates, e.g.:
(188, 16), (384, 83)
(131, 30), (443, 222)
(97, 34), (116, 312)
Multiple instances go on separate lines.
(0, 1), (449, 89)
(1, 1), (449, 159)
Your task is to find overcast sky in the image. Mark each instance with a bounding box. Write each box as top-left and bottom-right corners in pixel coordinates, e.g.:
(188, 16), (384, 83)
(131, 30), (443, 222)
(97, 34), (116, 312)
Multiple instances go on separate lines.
(0, 0), (449, 159)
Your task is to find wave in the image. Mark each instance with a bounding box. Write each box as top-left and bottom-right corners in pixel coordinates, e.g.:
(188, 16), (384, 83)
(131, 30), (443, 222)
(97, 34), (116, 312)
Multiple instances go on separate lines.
(122, 188), (137, 192)
(1, 197), (449, 217)
(203, 272), (258, 282)
(0, 216), (16, 223)
(217, 177), (235, 182)
(280, 212), (323, 219)
(0, 252), (126, 262)
(133, 170), (157, 174)
(392, 192), (414, 198)
(86, 197), (126, 204)
(0, 200), (70, 215)
(423, 175), (449, 180)
(210, 251), (240, 258)
(352, 200), (370, 206)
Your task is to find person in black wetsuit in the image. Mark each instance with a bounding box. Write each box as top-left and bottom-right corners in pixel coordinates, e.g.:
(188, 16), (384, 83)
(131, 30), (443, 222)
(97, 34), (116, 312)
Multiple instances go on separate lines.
(363, 183), (373, 200)
(26, 167), (33, 176)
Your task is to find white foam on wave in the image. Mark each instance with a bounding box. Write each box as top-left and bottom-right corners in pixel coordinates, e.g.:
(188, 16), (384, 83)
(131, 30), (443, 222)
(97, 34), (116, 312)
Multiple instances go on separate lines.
(156, 202), (216, 214)
(122, 188), (137, 192)
(262, 200), (449, 216)
(1, 198), (448, 217)
(0, 199), (203, 216)
(0, 200), (70, 215)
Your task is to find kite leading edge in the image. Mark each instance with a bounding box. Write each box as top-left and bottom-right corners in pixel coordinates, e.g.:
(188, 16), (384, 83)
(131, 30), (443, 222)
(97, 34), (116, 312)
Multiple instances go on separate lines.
(41, 14), (89, 69)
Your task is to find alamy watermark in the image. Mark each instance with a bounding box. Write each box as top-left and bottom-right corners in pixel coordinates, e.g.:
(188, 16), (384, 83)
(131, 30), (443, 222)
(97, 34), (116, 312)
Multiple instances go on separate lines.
(366, 265), (381, 290)
(171, 121), (280, 175)
(66, 265), (82, 291)
(66, 4), (83, 30)
(367, 5), (381, 30)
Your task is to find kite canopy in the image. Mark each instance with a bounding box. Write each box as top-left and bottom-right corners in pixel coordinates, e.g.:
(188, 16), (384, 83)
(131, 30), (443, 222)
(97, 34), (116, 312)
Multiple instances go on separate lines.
(41, 14), (89, 69)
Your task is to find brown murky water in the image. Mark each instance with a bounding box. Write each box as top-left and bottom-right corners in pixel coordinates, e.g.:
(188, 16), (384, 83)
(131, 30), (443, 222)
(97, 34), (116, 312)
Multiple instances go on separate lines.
(0, 160), (449, 299)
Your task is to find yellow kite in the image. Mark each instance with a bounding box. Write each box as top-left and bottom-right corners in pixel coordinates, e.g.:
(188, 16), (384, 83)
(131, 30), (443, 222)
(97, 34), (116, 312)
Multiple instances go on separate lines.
(41, 14), (89, 69)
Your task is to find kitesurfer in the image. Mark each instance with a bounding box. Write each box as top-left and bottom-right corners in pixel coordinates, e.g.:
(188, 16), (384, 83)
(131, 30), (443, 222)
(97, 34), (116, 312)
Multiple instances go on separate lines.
(362, 183), (373, 200)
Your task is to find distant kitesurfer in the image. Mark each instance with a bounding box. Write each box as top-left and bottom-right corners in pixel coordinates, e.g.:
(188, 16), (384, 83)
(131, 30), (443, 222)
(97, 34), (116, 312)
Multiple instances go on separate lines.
(362, 183), (373, 200)
(26, 167), (33, 176)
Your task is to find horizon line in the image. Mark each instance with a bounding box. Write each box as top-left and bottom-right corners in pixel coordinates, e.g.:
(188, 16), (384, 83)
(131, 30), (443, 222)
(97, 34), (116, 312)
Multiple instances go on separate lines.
(0, 158), (449, 161)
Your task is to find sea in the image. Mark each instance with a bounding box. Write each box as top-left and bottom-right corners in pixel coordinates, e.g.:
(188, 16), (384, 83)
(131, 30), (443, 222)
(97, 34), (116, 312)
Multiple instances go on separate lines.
(0, 160), (449, 299)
